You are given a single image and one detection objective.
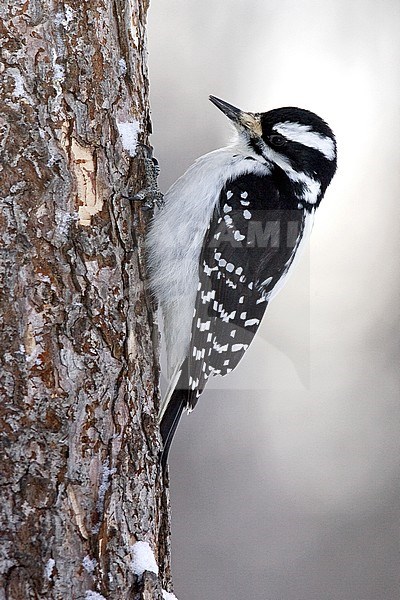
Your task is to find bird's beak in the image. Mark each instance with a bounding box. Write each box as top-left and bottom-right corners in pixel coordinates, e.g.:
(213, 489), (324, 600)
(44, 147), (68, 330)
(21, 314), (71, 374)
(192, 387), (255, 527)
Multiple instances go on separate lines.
(209, 95), (262, 137)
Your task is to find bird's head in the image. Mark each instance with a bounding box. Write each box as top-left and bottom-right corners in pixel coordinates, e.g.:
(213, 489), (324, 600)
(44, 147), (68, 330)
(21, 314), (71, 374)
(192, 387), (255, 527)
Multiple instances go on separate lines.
(210, 95), (337, 205)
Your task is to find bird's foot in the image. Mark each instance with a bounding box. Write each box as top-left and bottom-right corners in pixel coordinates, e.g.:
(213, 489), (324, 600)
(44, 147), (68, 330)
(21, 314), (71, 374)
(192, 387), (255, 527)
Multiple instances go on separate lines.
(124, 143), (164, 210)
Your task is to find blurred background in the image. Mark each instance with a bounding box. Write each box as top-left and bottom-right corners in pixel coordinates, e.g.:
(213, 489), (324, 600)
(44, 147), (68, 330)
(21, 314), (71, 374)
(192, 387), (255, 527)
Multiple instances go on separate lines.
(147, 1), (400, 599)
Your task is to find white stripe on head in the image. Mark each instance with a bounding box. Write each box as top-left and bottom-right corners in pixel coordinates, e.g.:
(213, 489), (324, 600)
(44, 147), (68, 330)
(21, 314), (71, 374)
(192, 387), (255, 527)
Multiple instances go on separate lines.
(255, 139), (321, 204)
(273, 122), (336, 160)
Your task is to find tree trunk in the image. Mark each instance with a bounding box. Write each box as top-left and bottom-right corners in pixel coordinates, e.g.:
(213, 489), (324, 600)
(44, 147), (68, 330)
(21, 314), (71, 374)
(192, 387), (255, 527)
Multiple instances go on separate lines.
(0, 1), (171, 598)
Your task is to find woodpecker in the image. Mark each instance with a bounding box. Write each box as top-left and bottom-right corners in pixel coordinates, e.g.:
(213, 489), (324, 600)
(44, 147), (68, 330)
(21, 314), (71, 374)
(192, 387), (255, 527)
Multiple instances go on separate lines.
(147, 96), (337, 466)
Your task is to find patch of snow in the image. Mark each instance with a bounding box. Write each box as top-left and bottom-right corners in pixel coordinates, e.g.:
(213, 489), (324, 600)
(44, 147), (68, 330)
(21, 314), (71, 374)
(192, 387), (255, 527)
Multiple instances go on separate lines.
(130, 541), (159, 577)
(117, 121), (140, 157)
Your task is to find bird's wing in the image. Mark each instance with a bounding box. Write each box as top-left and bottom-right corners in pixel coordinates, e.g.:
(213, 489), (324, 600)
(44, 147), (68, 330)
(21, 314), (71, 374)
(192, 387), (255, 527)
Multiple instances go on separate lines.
(185, 171), (309, 410)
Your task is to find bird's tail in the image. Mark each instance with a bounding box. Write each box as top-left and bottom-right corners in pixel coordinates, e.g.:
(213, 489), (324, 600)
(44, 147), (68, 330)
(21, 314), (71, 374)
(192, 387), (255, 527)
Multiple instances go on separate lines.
(160, 387), (186, 469)
(160, 359), (191, 469)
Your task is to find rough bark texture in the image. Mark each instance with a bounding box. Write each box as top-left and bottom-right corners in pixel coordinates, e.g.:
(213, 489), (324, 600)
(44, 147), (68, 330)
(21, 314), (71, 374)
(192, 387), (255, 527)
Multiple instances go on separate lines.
(0, 1), (171, 598)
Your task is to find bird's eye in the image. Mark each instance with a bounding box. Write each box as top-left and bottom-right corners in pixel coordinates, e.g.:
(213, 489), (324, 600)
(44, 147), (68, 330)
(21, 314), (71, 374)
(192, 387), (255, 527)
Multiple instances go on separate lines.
(268, 134), (286, 147)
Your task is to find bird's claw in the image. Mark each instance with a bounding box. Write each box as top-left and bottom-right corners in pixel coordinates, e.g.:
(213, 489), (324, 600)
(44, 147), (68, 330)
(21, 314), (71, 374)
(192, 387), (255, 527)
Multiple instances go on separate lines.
(125, 144), (164, 210)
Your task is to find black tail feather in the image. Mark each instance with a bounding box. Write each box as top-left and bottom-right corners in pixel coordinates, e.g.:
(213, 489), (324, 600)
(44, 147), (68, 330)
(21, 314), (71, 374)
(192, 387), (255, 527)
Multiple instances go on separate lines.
(160, 388), (186, 470)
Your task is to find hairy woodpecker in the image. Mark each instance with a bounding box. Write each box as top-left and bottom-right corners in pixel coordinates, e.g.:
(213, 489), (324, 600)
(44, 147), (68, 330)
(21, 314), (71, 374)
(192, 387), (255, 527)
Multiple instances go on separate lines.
(147, 96), (337, 466)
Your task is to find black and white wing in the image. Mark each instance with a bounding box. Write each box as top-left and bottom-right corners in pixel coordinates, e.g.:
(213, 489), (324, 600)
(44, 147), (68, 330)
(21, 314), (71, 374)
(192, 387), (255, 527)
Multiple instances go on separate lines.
(186, 171), (310, 409)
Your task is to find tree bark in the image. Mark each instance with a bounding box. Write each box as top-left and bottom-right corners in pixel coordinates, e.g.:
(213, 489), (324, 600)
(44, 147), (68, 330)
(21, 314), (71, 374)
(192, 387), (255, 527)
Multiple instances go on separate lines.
(0, 1), (171, 598)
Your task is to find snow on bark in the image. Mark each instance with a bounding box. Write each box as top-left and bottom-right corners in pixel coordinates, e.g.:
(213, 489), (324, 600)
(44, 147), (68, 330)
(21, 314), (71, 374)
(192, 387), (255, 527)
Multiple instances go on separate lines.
(130, 541), (159, 576)
(0, 0), (170, 598)
(117, 120), (141, 157)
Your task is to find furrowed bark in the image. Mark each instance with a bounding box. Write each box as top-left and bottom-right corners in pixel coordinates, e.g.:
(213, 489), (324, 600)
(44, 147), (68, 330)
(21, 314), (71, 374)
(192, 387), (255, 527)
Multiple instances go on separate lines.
(0, 1), (171, 598)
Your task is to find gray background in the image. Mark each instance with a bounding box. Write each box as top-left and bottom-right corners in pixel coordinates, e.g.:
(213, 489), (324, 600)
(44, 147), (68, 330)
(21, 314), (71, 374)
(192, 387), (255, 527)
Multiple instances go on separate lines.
(147, 1), (400, 599)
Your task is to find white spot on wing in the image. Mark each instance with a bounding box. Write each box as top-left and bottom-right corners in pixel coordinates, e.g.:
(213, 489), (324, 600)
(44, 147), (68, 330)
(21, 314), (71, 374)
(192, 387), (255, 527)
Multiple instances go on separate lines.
(234, 230), (245, 241)
(245, 318), (260, 327)
(204, 263), (218, 276)
(225, 279), (237, 289)
(220, 309), (236, 322)
(243, 210), (251, 219)
(213, 340), (229, 353)
(201, 289), (216, 303)
(260, 276), (273, 287)
(232, 343), (249, 352)
(196, 318), (211, 331)
(224, 215), (233, 227)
